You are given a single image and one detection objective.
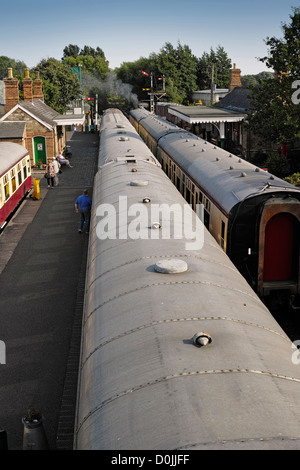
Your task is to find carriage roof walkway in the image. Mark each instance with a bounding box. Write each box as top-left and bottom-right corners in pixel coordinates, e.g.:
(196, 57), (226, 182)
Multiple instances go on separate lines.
(0, 130), (99, 450)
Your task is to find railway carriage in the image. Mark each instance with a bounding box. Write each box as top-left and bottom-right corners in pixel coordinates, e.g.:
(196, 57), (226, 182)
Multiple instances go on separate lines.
(74, 109), (300, 450)
(129, 108), (300, 304)
(0, 142), (32, 229)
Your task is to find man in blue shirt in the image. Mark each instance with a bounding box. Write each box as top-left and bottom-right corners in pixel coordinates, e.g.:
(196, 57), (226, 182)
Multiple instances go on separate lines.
(75, 189), (92, 234)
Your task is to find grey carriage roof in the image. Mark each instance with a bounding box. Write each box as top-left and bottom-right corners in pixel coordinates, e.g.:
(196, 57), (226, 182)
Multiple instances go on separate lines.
(130, 108), (299, 214)
(0, 142), (29, 176)
(100, 109), (159, 167)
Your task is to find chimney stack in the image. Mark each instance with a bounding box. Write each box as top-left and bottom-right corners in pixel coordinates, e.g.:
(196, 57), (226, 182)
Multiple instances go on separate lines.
(3, 68), (19, 114)
(229, 63), (242, 90)
(33, 71), (44, 101)
(22, 68), (33, 102)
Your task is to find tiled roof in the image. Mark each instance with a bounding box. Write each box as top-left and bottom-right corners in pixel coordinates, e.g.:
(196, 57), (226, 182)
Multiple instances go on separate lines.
(0, 121), (26, 138)
(215, 87), (252, 113)
(18, 99), (63, 127)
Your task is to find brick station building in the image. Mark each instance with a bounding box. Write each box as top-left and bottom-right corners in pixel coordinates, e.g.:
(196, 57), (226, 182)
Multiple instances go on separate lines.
(0, 68), (85, 166)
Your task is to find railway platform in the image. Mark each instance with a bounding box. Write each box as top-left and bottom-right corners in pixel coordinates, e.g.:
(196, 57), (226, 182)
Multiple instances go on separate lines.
(0, 130), (99, 450)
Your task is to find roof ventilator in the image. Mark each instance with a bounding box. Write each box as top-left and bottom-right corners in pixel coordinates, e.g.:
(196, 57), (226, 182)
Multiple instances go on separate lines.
(130, 180), (148, 186)
(154, 259), (188, 274)
(192, 332), (212, 347)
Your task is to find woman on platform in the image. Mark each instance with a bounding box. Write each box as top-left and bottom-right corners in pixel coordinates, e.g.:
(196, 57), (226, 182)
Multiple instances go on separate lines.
(45, 160), (56, 188)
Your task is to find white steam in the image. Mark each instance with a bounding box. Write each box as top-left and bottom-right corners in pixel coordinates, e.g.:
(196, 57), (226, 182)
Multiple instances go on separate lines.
(82, 71), (138, 108)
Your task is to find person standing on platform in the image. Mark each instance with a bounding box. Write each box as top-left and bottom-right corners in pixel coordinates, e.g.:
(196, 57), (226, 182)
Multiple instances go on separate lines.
(45, 160), (56, 188)
(75, 189), (92, 233)
(52, 157), (60, 186)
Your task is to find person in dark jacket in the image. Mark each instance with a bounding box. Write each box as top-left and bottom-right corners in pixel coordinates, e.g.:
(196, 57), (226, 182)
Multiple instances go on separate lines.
(75, 189), (92, 233)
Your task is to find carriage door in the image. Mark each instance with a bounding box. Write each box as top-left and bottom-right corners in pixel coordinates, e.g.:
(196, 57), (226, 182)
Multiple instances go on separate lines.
(33, 136), (47, 165)
(263, 213), (297, 282)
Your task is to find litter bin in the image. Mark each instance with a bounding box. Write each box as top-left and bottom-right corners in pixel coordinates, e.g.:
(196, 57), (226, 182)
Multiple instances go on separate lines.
(33, 178), (40, 200)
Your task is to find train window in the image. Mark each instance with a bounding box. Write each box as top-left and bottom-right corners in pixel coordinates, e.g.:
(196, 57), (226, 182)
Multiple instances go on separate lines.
(0, 183), (2, 205)
(199, 192), (203, 203)
(192, 184), (195, 193)
(186, 188), (191, 204)
(18, 167), (22, 185)
(204, 210), (210, 229)
(182, 174), (185, 183)
(3, 174), (10, 200)
(23, 165), (27, 179)
(221, 221), (226, 249)
(11, 169), (16, 192)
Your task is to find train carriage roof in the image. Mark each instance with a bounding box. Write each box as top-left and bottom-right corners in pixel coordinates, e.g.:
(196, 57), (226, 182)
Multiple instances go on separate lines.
(130, 109), (300, 214)
(0, 142), (29, 176)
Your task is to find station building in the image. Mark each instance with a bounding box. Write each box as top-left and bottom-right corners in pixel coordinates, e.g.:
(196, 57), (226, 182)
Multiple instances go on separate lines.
(0, 68), (85, 166)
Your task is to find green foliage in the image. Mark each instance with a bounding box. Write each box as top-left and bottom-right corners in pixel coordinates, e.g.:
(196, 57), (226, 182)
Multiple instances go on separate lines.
(0, 56), (27, 80)
(265, 153), (291, 179)
(241, 72), (274, 87)
(62, 44), (109, 81)
(32, 58), (81, 113)
(248, 7), (300, 147)
(284, 172), (300, 186)
(196, 46), (232, 90)
(116, 41), (198, 105)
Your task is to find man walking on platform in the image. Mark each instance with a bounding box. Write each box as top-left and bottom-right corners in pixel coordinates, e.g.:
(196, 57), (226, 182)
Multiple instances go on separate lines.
(75, 189), (92, 234)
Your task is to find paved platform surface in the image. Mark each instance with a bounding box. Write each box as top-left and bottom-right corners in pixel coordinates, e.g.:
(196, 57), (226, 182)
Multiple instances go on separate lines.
(0, 131), (99, 450)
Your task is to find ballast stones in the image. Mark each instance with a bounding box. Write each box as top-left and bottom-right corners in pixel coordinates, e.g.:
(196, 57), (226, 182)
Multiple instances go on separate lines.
(154, 259), (188, 274)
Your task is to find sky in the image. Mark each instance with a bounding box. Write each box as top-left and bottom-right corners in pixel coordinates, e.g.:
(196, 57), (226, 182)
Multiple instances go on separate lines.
(0, 0), (299, 76)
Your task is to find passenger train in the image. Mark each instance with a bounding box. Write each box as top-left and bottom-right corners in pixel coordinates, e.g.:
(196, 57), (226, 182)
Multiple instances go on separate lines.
(0, 142), (32, 230)
(129, 108), (300, 306)
(74, 108), (300, 450)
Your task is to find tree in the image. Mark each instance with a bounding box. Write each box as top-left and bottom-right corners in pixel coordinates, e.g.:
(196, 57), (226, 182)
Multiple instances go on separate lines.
(116, 41), (198, 105)
(0, 56), (27, 80)
(62, 44), (109, 80)
(32, 58), (81, 113)
(62, 44), (80, 59)
(196, 46), (232, 90)
(248, 7), (300, 154)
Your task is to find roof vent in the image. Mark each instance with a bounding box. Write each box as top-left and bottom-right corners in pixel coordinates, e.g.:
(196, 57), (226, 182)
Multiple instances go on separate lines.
(240, 172), (247, 177)
(229, 165), (234, 170)
(154, 259), (188, 274)
(151, 222), (161, 230)
(270, 175), (274, 180)
(202, 148), (206, 152)
(131, 168), (137, 172)
(216, 156), (220, 161)
(143, 197), (151, 203)
(255, 167), (260, 172)
(192, 332), (212, 347)
(130, 180), (148, 186)
(119, 136), (129, 141)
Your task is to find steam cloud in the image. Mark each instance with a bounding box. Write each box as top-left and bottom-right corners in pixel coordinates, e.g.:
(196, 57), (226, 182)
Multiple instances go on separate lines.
(82, 71), (138, 108)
